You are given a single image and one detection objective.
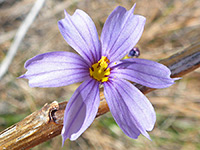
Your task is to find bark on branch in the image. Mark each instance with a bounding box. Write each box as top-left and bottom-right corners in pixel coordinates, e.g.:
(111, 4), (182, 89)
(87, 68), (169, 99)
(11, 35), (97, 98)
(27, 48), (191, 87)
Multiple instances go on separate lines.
(0, 42), (200, 150)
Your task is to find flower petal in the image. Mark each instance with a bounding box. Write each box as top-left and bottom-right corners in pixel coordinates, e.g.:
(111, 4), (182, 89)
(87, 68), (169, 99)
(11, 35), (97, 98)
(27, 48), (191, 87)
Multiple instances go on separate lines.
(101, 4), (146, 62)
(62, 78), (100, 143)
(103, 79), (156, 139)
(58, 9), (101, 66)
(110, 58), (176, 88)
(20, 51), (89, 87)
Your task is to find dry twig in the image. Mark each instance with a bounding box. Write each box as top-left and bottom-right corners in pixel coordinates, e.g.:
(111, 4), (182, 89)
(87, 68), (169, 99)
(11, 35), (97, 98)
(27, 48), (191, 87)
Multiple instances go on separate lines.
(0, 42), (199, 150)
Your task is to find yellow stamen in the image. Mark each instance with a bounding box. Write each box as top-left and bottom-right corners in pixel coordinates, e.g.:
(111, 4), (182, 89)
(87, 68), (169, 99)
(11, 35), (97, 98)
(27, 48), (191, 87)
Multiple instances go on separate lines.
(89, 56), (110, 82)
(123, 55), (129, 59)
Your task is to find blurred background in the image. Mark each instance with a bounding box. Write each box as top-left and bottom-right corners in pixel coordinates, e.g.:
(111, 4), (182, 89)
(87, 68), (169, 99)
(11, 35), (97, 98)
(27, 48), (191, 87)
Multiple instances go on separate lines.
(0, 0), (200, 149)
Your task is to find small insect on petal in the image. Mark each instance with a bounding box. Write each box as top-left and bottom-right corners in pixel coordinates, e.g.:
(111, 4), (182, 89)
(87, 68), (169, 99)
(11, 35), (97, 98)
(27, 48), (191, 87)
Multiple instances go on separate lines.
(123, 47), (140, 59)
(128, 47), (140, 58)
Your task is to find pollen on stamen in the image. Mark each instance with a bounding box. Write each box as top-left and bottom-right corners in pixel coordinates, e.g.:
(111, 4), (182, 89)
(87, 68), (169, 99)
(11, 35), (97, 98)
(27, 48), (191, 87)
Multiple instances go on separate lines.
(91, 67), (94, 71)
(89, 56), (110, 82)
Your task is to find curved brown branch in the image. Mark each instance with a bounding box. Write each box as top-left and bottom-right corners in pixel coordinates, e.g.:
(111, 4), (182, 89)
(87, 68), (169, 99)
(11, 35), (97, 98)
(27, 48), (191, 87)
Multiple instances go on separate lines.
(0, 42), (199, 150)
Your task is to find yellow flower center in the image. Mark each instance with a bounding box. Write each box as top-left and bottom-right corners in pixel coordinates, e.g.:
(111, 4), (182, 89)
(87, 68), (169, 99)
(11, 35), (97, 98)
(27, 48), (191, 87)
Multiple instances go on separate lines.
(89, 56), (110, 82)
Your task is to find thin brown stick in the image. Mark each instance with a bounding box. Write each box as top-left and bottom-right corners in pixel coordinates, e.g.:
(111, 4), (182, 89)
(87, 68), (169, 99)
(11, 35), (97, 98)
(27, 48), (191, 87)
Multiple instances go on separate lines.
(0, 42), (199, 150)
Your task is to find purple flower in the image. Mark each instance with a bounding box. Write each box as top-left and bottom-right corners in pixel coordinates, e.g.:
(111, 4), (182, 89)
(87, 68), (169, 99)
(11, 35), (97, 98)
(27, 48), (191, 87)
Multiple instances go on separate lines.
(21, 4), (176, 143)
